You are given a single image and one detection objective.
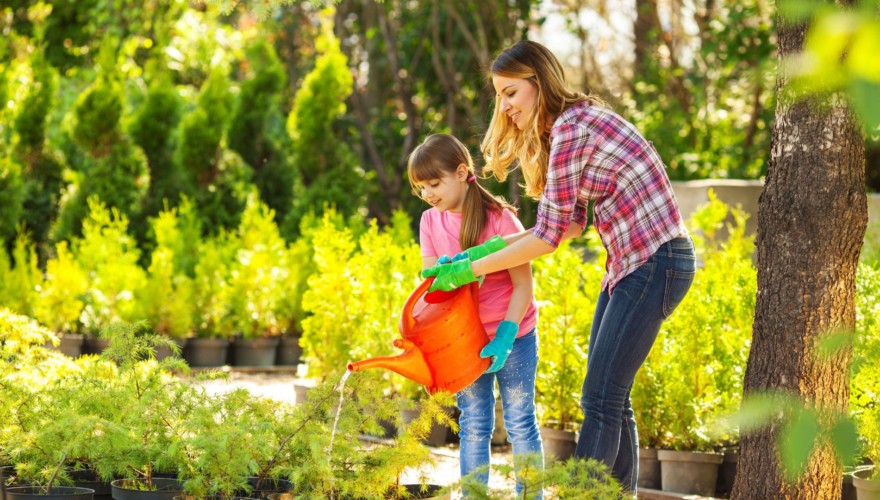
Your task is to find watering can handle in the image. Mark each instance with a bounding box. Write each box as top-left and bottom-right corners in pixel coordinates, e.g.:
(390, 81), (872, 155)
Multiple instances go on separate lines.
(402, 277), (434, 332)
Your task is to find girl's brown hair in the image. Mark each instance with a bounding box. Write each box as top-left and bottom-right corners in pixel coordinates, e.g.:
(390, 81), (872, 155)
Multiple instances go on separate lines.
(408, 134), (516, 249)
(481, 40), (605, 199)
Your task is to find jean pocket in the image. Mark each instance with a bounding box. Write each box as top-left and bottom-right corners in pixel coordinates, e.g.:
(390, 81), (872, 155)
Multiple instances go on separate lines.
(663, 269), (695, 317)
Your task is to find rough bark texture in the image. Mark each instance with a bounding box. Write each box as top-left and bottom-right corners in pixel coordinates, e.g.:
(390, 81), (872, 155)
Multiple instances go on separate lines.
(731, 7), (867, 500)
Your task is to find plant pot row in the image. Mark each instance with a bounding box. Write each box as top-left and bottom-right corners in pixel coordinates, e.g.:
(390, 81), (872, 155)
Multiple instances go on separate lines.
(638, 448), (734, 497)
(46, 334), (303, 368)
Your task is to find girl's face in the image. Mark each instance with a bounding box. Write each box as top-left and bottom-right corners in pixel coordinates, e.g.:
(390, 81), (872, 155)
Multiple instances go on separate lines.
(415, 163), (469, 213)
(492, 74), (539, 130)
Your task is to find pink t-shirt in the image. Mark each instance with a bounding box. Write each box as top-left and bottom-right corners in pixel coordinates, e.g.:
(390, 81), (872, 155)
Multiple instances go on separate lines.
(419, 207), (539, 340)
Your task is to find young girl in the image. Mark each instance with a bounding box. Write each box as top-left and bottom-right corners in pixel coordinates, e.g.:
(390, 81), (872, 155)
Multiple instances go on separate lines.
(422, 41), (696, 493)
(407, 133), (543, 497)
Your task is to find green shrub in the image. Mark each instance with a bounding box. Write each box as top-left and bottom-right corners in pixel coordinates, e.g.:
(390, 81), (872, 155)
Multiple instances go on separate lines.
(0, 157), (25, 244)
(0, 233), (41, 318)
(283, 26), (367, 235)
(191, 232), (237, 339)
(226, 192), (294, 338)
(299, 211), (420, 384)
(129, 69), (188, 218)
(141, 204), (196, 340)
(32, 241), (88, 334)
(227, 39), (292, 222)
(72, 197), (148, 334)
(851, 262), (880, 476)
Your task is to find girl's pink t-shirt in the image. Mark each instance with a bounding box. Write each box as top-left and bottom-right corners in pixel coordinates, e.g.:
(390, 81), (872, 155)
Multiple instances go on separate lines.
(419, 207), (539, 340)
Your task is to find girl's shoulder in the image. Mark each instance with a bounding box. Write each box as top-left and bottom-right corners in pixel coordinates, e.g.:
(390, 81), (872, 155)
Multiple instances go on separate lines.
(487, 206), (524, 234)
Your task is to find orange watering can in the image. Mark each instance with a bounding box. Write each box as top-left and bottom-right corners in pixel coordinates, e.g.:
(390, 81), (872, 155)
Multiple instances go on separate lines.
(347, 276), (491, 394)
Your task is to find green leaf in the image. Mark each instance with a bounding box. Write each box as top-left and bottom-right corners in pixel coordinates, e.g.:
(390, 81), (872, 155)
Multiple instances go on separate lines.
(849, 78), (880, 133)
(778, 0), (823, 21)
(830, 417), (859, 466)
(780, 409), (820, 479)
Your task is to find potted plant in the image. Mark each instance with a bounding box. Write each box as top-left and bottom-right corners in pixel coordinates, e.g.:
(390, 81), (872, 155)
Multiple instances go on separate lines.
(531, 238), (602, 462)
(850, 262), (880, 497)
(31, 241), (89, 357)
(72, 198), (148, 356)
(141, 205), (199, 361)
(226, 195), (291, 367)
(188, 233), (237, 367)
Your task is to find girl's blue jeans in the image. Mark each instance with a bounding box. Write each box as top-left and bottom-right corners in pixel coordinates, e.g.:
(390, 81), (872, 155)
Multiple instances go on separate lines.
(575, 236), (696, 492)
(457, 329), (543, 498)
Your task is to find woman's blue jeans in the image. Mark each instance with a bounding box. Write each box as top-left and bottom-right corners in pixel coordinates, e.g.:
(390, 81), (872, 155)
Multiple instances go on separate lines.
(457, 329), (543, 497)
(575, 236), (696, 492)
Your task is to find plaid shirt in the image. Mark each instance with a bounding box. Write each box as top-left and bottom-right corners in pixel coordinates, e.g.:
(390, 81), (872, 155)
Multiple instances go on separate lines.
(531, 101), (688, 293)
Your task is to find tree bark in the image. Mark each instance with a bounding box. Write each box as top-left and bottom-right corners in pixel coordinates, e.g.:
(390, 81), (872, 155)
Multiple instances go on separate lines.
(730, 6), (867, 499)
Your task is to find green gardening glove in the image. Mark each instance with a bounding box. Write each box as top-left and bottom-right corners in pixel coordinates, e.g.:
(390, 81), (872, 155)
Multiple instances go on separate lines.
(422, 235), (507, 281)
(454, 235), (507, 262)
(480, 320), (518, 373)
(421, 259), (478, 292)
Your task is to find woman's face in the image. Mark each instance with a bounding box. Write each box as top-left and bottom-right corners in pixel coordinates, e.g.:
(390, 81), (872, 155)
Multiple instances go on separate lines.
(492, 74), (538, 130)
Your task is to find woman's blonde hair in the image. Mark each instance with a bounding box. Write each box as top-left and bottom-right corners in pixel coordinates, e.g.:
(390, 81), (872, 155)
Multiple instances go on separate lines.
(408, 134), (515, 249)
(481, 40), (605, 199)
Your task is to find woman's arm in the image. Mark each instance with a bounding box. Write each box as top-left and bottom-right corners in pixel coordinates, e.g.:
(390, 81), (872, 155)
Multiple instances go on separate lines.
(475, 222), (584, 277)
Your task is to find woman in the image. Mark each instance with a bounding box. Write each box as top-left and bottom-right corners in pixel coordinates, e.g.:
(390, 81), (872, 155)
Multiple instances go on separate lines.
(422, 40), (695, 492)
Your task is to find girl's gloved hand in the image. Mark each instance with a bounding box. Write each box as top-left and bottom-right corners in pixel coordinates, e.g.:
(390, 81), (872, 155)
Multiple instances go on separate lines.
(421, 259), (477, 291)
(480, 320), (518, 373)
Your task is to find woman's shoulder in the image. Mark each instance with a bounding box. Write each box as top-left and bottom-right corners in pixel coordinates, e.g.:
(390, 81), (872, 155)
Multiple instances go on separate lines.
(555, 101), (627, 130)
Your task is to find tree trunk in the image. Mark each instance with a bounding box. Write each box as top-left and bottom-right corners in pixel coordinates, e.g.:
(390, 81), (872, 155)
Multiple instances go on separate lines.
(731, 6), (867, 500)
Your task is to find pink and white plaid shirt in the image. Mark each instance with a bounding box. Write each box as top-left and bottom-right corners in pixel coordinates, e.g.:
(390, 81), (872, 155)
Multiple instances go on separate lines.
(531, 101), (688, 293)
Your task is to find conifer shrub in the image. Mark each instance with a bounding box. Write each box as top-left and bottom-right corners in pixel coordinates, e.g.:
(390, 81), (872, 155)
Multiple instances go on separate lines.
(0, 233), (41, 318)
(0, 157), (25, 244)
(72, 197), (148, 335)
(227, 39), (292, 222)
(129, 69), (187, 217)
(32, 241), (88, 335)
(283, 25), (367, 236)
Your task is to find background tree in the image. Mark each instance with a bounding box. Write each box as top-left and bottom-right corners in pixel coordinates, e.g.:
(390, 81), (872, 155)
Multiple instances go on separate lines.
(731, 1), (869, 497)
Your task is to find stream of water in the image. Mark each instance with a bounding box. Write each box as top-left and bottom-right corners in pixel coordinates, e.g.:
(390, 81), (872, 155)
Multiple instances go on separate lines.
(327, 370), (351, 459)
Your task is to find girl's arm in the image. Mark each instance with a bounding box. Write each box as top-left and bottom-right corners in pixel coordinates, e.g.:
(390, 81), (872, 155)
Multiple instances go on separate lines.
(504, 261), (533, 326)
(422, 256), (439, 270)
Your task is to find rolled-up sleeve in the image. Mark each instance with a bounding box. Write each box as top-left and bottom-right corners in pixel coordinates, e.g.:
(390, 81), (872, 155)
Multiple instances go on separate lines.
(531, 122), (595, 247)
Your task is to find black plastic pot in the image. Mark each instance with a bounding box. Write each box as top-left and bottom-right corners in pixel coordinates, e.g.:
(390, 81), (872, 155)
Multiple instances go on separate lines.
(237, 478), (292, 500)
(5, 486), (95, 500)
(231, 337), (280, 367)
(182, 338), (229, 367)
(275, 335), (302, 366)
(69, 469), (113, 498)
(111, 478), (183, 500)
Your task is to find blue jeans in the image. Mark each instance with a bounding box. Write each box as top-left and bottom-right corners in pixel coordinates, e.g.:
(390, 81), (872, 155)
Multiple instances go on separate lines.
(575, 236), (696, 492)
(457, 329), (543, 498)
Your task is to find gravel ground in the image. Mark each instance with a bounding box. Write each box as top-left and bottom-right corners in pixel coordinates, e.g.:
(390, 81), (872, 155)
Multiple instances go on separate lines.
(194, 369), (519, 497)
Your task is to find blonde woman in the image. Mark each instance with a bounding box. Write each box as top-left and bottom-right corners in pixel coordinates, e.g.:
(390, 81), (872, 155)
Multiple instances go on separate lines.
(422, 40), (695, 493)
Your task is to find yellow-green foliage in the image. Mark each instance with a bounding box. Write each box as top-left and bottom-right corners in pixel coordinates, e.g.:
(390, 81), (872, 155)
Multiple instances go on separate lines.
(0, 233), (41, 317)
(32, 241), (88, 333)
(633, 191), (756, 450)
(299, 211), (421, 384)
(73, 197), (147, 333)
(851, 262), (880, 475)
(227, 193), (296, 338)
(141, 205), (195, 339)
(532, 235), (604, 430)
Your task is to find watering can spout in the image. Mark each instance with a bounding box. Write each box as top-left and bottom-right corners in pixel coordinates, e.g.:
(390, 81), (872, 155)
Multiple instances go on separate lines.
(347, 339), (433, 388)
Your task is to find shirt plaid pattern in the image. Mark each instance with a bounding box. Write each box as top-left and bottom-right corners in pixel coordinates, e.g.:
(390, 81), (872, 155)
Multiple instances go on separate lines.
(531, 101), (688, 293)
